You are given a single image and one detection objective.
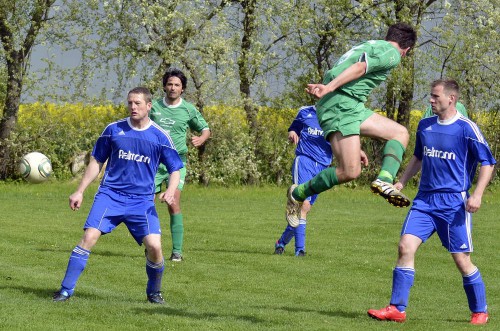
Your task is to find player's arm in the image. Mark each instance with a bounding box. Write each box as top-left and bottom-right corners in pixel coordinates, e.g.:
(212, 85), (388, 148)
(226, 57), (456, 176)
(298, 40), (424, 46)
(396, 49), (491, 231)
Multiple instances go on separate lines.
(394, 156), (422, 191)
(159, 170), (180, 205)
(69, 157), (103, 211)
(306, 62), (367, 98)
(466, 164), (495, 213)
(191, 128), (211, 147)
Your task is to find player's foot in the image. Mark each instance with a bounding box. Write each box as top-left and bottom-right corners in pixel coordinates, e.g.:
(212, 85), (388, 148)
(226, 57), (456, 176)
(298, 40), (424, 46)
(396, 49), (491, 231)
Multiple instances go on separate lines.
(147, 291), (165, 304)
(370, 179), (410, 208)
(286, 184), (302, 227)
(52, 290), (71, 302)
(295, 250), (306, 257)
(169, 252), (183, 262)
(274, 242), (285, 255)
(470, 312), (488, 325)
(367, 305), (406, 323)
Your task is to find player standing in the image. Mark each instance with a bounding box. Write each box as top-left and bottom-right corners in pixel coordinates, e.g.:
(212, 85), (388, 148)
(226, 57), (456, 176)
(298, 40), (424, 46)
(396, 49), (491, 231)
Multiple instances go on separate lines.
(286, 23), (417, 226)
(274, 106), (334, 256)
(150, 68), (211, 262)
(367, 79), (495, 325)
(53, 87), (183, 304)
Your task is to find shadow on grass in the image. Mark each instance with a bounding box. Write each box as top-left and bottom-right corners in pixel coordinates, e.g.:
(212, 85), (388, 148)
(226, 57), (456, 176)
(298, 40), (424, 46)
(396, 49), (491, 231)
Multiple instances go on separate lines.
(279, 305), (362, 319)
(132, 306), (266, 324)
(36, 247), (140, 258)
(0, 285), (98, 301)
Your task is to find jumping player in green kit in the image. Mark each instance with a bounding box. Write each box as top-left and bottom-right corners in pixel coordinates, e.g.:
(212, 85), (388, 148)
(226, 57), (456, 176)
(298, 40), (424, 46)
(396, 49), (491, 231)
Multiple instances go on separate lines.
(286, 23), (417, 226)
(150, 68), (211, 261)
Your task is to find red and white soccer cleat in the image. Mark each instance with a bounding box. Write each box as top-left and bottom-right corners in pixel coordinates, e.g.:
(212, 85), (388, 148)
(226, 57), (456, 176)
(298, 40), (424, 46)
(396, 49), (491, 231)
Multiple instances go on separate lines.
(367, 305), (407, 323)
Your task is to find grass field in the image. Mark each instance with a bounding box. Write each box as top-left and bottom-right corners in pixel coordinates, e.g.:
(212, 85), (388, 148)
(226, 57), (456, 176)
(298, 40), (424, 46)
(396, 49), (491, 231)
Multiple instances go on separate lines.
(0, 182), (499, 330)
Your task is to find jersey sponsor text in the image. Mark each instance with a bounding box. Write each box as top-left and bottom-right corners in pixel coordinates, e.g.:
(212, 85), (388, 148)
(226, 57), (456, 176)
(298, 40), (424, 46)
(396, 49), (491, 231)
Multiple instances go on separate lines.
(423, 146), (456, 160)
(118, 149), (151, 164)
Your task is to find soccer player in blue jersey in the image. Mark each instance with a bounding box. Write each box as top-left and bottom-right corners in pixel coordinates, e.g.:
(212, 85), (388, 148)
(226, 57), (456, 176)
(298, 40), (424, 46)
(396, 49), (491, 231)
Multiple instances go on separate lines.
(52, 87), (183, 304)
(368, 79), (495, 325)
(274, 106), (334, 256)
(286, 23), (418, 227)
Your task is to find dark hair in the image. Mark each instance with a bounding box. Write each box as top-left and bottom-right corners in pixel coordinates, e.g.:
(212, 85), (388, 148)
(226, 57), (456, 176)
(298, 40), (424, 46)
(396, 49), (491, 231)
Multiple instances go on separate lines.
(431, 79), (460, 97)
(385, 22), (417, 49)
(162, 68), (187, 90)
(128, 87), (152, 103)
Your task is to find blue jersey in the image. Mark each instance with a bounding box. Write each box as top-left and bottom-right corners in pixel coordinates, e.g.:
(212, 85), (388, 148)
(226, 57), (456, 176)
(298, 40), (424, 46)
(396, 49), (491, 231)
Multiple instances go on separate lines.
(415, 112), (496, 193)
(288, 106), (333, 167)
(92, 118), (183, 195)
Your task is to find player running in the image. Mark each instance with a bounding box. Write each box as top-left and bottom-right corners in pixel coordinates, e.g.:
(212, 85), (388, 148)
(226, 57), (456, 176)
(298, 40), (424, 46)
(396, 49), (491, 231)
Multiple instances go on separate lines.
(367, 79), (495, 325)
(150, 68), (211, 262)
(286, 23), (417, 226)
(274, 106), (334, 256)
(53, 87), (183, 304)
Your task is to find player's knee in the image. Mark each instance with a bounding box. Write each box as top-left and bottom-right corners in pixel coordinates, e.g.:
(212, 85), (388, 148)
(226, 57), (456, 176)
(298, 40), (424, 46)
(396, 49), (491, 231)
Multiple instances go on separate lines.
(397, 240), (415, 259)
(393, 125), (410, 147)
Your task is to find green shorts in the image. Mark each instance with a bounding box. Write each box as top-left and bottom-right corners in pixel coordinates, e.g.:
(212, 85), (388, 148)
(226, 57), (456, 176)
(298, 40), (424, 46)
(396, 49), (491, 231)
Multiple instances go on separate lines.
(154, 163), (186, 193)
(316, 91), (374, 138)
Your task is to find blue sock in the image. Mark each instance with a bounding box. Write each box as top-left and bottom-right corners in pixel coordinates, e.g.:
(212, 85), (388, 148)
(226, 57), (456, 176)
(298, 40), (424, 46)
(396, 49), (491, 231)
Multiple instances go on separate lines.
(390, 267), (415, 312)
(60, 246), (90, 295)
(277, 225), (295, 246)
(463, 268), (487, 313)
(294, 219), (307, 254)
(146, 258), (164, 295)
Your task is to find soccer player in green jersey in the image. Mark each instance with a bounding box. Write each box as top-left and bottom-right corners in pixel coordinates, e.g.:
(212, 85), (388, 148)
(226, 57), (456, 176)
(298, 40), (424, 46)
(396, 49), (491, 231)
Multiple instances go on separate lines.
(150, 68), (211, 262)
(423, 101), (468, 118)
(286, 23), (417, 226)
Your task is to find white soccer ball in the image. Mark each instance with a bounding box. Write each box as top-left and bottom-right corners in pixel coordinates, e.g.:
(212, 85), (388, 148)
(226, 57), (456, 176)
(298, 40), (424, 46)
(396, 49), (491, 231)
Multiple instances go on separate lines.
(19, 152), (53, 183)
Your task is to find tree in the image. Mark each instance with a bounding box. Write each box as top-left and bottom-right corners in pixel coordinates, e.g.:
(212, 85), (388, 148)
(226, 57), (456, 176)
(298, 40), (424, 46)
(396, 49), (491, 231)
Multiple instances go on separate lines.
(0, 0), (56, 178)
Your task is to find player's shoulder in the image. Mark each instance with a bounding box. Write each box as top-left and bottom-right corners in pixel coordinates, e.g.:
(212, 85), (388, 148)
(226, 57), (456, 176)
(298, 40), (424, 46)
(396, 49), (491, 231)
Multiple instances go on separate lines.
(297, 105), (316, 116)
(101, 118), (127, 134)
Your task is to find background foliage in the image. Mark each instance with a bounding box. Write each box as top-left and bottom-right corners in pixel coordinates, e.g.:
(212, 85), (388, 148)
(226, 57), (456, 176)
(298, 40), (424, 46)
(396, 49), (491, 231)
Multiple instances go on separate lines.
(6, 103), (499, 185)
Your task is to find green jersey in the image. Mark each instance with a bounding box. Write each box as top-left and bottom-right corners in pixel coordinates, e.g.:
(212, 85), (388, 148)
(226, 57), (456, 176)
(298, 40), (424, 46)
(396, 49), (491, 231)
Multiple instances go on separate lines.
(323, 40), (401, 102)
(422, 101), (468, 118)
(150, 98), (209, 158)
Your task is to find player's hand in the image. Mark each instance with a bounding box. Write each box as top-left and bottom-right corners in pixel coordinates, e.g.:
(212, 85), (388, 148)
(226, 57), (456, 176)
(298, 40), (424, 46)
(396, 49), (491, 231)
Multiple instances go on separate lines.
(288, 131), (299, 145)
(191, 136), (205, 147)
(466, 194), (482, 213)
(360, 150), (369, 167)
(159, 191), (175, 205)
(305, 84), (328, 98)
(394, 182), (404, 191)
(69, 192), (83, 211)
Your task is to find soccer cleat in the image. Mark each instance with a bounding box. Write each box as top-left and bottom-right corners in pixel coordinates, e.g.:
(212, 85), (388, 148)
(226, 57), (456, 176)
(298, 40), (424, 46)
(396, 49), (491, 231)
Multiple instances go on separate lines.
(169, 252), (183, 262)
(52, 290), (71, 302)
(367, 305), (406, 323)
(295, 250), (306, 257)
(286, 184), (302, 227)
(470, 312), (488, 325)
(370, 179), (410, 208)
(147, 291), (165, 304)
(274, 242), (285, 255)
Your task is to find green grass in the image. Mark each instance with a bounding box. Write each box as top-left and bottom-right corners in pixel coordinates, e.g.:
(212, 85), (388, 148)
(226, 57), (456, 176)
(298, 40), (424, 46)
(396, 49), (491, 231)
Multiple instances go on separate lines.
(0, 181), (499, 330)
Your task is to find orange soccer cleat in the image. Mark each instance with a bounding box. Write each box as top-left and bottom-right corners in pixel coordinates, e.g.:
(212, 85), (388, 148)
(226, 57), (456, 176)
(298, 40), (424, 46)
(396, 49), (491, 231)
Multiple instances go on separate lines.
(367, 305), (407, 323)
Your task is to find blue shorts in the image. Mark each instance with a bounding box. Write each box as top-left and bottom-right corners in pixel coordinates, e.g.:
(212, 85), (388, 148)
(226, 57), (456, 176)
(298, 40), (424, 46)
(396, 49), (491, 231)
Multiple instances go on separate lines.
(401, 191), (473, 253)
(84, 187), (161, 245)
(292, 155), (328, 205)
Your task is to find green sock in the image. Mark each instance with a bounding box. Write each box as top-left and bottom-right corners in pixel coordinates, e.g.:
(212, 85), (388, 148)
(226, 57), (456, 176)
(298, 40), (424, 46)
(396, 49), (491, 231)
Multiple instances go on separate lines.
(293, 167), (339, 201)
(378, 140), (405, 183)
(170, 213), (184, 254)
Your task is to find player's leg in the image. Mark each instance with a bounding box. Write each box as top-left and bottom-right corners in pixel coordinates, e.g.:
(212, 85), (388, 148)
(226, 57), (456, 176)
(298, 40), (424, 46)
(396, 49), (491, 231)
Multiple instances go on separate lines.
(53, 227), (102, 302)
(361, 113), (410, 207)
(292, 132), (361, 201)
(168, 188), (183, 261)
(54, 189), (122, 302)
(452, 253), (489, 324)
(294, 200), (312, 256)
(128, 199), (166, 304)
(368, 207), (433, 322)
(143, 234), (165, 304)
(440, 197), (488, 324)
